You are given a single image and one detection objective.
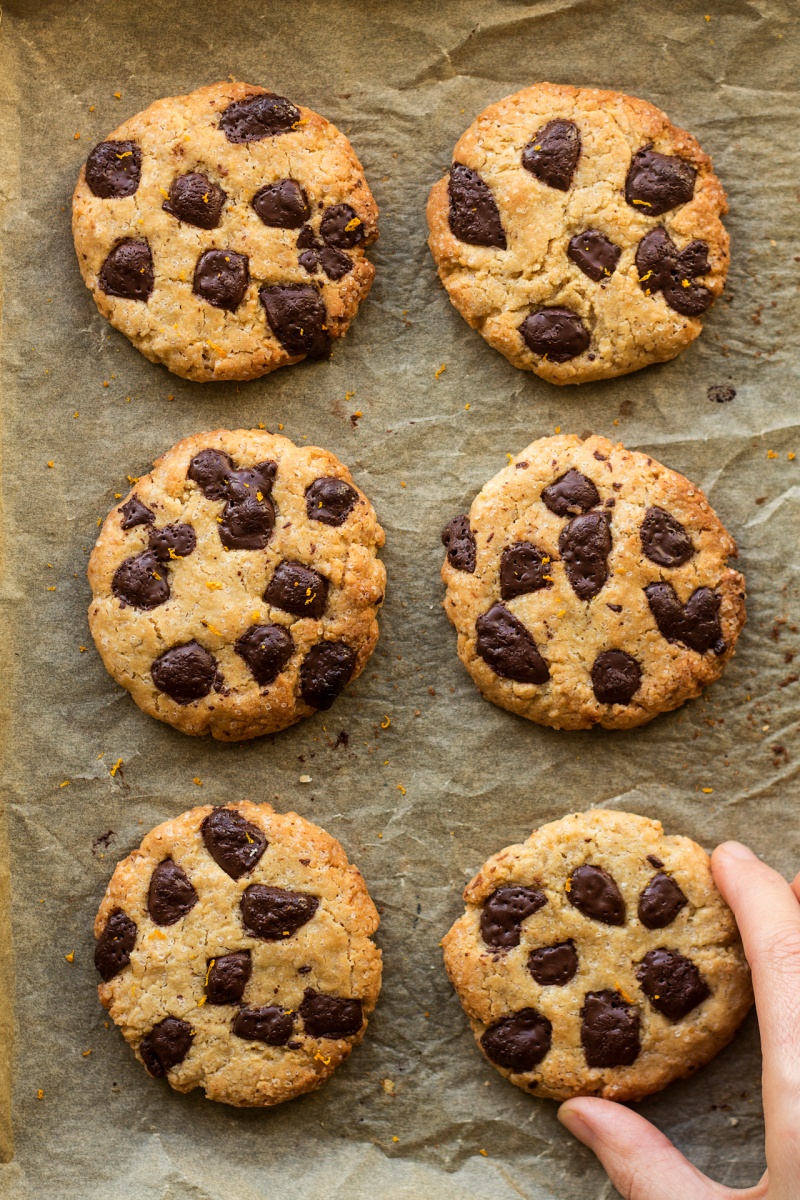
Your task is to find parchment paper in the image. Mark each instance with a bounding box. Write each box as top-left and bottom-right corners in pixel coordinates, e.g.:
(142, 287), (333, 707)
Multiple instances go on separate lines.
(0, 1), (798, 1195)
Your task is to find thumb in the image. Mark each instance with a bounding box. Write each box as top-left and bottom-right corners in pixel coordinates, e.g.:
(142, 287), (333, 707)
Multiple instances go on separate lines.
(557, 1098), (734, 1200)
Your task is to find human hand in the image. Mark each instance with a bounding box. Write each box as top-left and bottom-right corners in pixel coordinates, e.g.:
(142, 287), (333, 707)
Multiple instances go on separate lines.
(557, 841), (800, 1200)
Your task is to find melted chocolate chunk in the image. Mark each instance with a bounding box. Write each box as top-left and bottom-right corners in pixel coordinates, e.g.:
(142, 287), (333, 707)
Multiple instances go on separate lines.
(297, 225), (322, 250)
(193, 249), (249, 311)
(528, 940), (578, 987)
(447, 163), (507, 248)
(220, 493), (276, 550)
(85, 140), (142, 198)
(319, 248), (353, 279)
(151, 642), (218, 704)
(300, 641), (356, 709)
(441, 515), (476, 573)
(581, 990), (641, 1067)
(187, 451), (277, 550)
(519, 308), (590, 362)
(568, 864), (625, 925)
(149, 523), (197, 562)
(147, 859), (198, 926)
(163, 172), (225, 229)
(480, 886), (547, 949)
(306, 477), (359, 526)
(640, 506), (694, 567)
(476, 603), (549, 684)
(201, 808), (267, 879)
(95, 910), (137, 981)
(542, 470), (599, 517)
(320, 204), (365, 249)
(299, 249), (320, 273)
(235, 624), (293, 687)
(206, 951), (252, 1004)
(99, 239), (154, 301)
(645, 583), (724, 654)
(112, 551), (170, 610)
(522, 119), (581, 191)
(626, 146), (696, 216)
(638, 873), (688, 929)
(139, 1017), (193, 1077)
(559, 511), (612, 600)
(252, 178), (310, 228)
(647, 854), (664, 868)
(219, 92), (300, 143)
(187, 449), (234, 499)
(241, 884), (319, 940)
(480, 1008), (552, 1072)
(232, 1005), (293, 1044)
(260, 284), (330, 359)
(119, 496), (155, 529)
(591, 649), (642, 705)
(265, 561), (328, 619)
(568, 229), (621, 282)
(299, 989), (363, 1038)
(499, 542), (552, 600)
(637, 947), (710, 1020)
(636, 226), (712, 316)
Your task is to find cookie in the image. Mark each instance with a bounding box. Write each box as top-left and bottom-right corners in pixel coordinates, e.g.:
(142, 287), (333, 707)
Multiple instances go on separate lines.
(441, 434), (745, 730)
(94, 802), (381, 1107)
(427, 82), (728, 384)
(443, 809), (752, 1102)
(88, 429), (385, 740)
(72, 82), (378, 381)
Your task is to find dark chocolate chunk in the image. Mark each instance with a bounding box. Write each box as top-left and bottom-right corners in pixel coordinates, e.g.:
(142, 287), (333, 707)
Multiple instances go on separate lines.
(193, 249), (249, 311)
(636, 226), (712, 316)
(206, 951), (252, 1004)
(638, 873), (688, 929)
(85, 140), (142, 199)
(163, 172), (225, 229)
(139, 1017), (193, 1077)
(567, 864), (625, 925)
(528, 940), (578, 987)
(297, 225), (322, 250)
(234, 624), (293, 687)
(318, 247), (353, 280)
(300, 641), (356, 710)
(640, 506), (694, 568)
(626, 146), (696, 216)
(151, 642), (217, 704)
(299, 249), (320, 273)
(519, 308), (590, 362)
(581, 990), (641, 1067)
(441, 515), (476, 573)
(232, 1005), (293, 1045)
(201, 807), (267, 879)
(219, 493), (276, 550)
(568, 229), (621, 282)
(265, 561), (328, 619)
(320, 204), (365, 249)
(447, 163), (507, 248)
(147, 859), (198, 926)
(306, 477), (359, 526)
(559, 511), (612, 600)
(187, 451), (276, 550)
(299, 988), (363, 1038)
(636, 947), (710, 1021)
(112, 551), (170, 610)
(99, 239), (154, 301)
(241, 884), (319, 940)
(647, 854), (664, 869)
(95, 910), (137, 982)
(522, 119), (581, 191)
(499, 542), (552, 600)
(480, 1008), (552, 1072)
(219, 92), (300, 143)
(480, 886), (547, 949)
(252, 178), (310, 227)
(591, 649), (642, 705)
(188, 449), (235, 500)
(119, 496), (155, 530)
(260, 284), (330, 359)
(645, 583), (724, 654)
(475, 603), (549, 684)
(708, 385), (735, 404)
(541, 470), (599, 517)
(149, 523), (197, 562)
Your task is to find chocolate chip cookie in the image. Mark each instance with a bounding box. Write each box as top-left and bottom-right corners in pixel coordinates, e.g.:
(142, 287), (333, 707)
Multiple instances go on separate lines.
(427, 82), (728, 384)
(441, 434), (745, 730)
(88, 429), (385, 739)
(94, 802), (381, 1106)
(443, 809), (752, 1102)
(73, 82), (378, 381)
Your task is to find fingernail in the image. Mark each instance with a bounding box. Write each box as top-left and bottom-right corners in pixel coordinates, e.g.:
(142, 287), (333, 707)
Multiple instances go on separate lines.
(718, 841), (756, 861)
(557, 1103), (593, 1143)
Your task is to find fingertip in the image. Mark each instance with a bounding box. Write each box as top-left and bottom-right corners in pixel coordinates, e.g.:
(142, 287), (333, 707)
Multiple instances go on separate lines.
(556, 1099), (593, 1145)
(714, 840), (756, 864)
